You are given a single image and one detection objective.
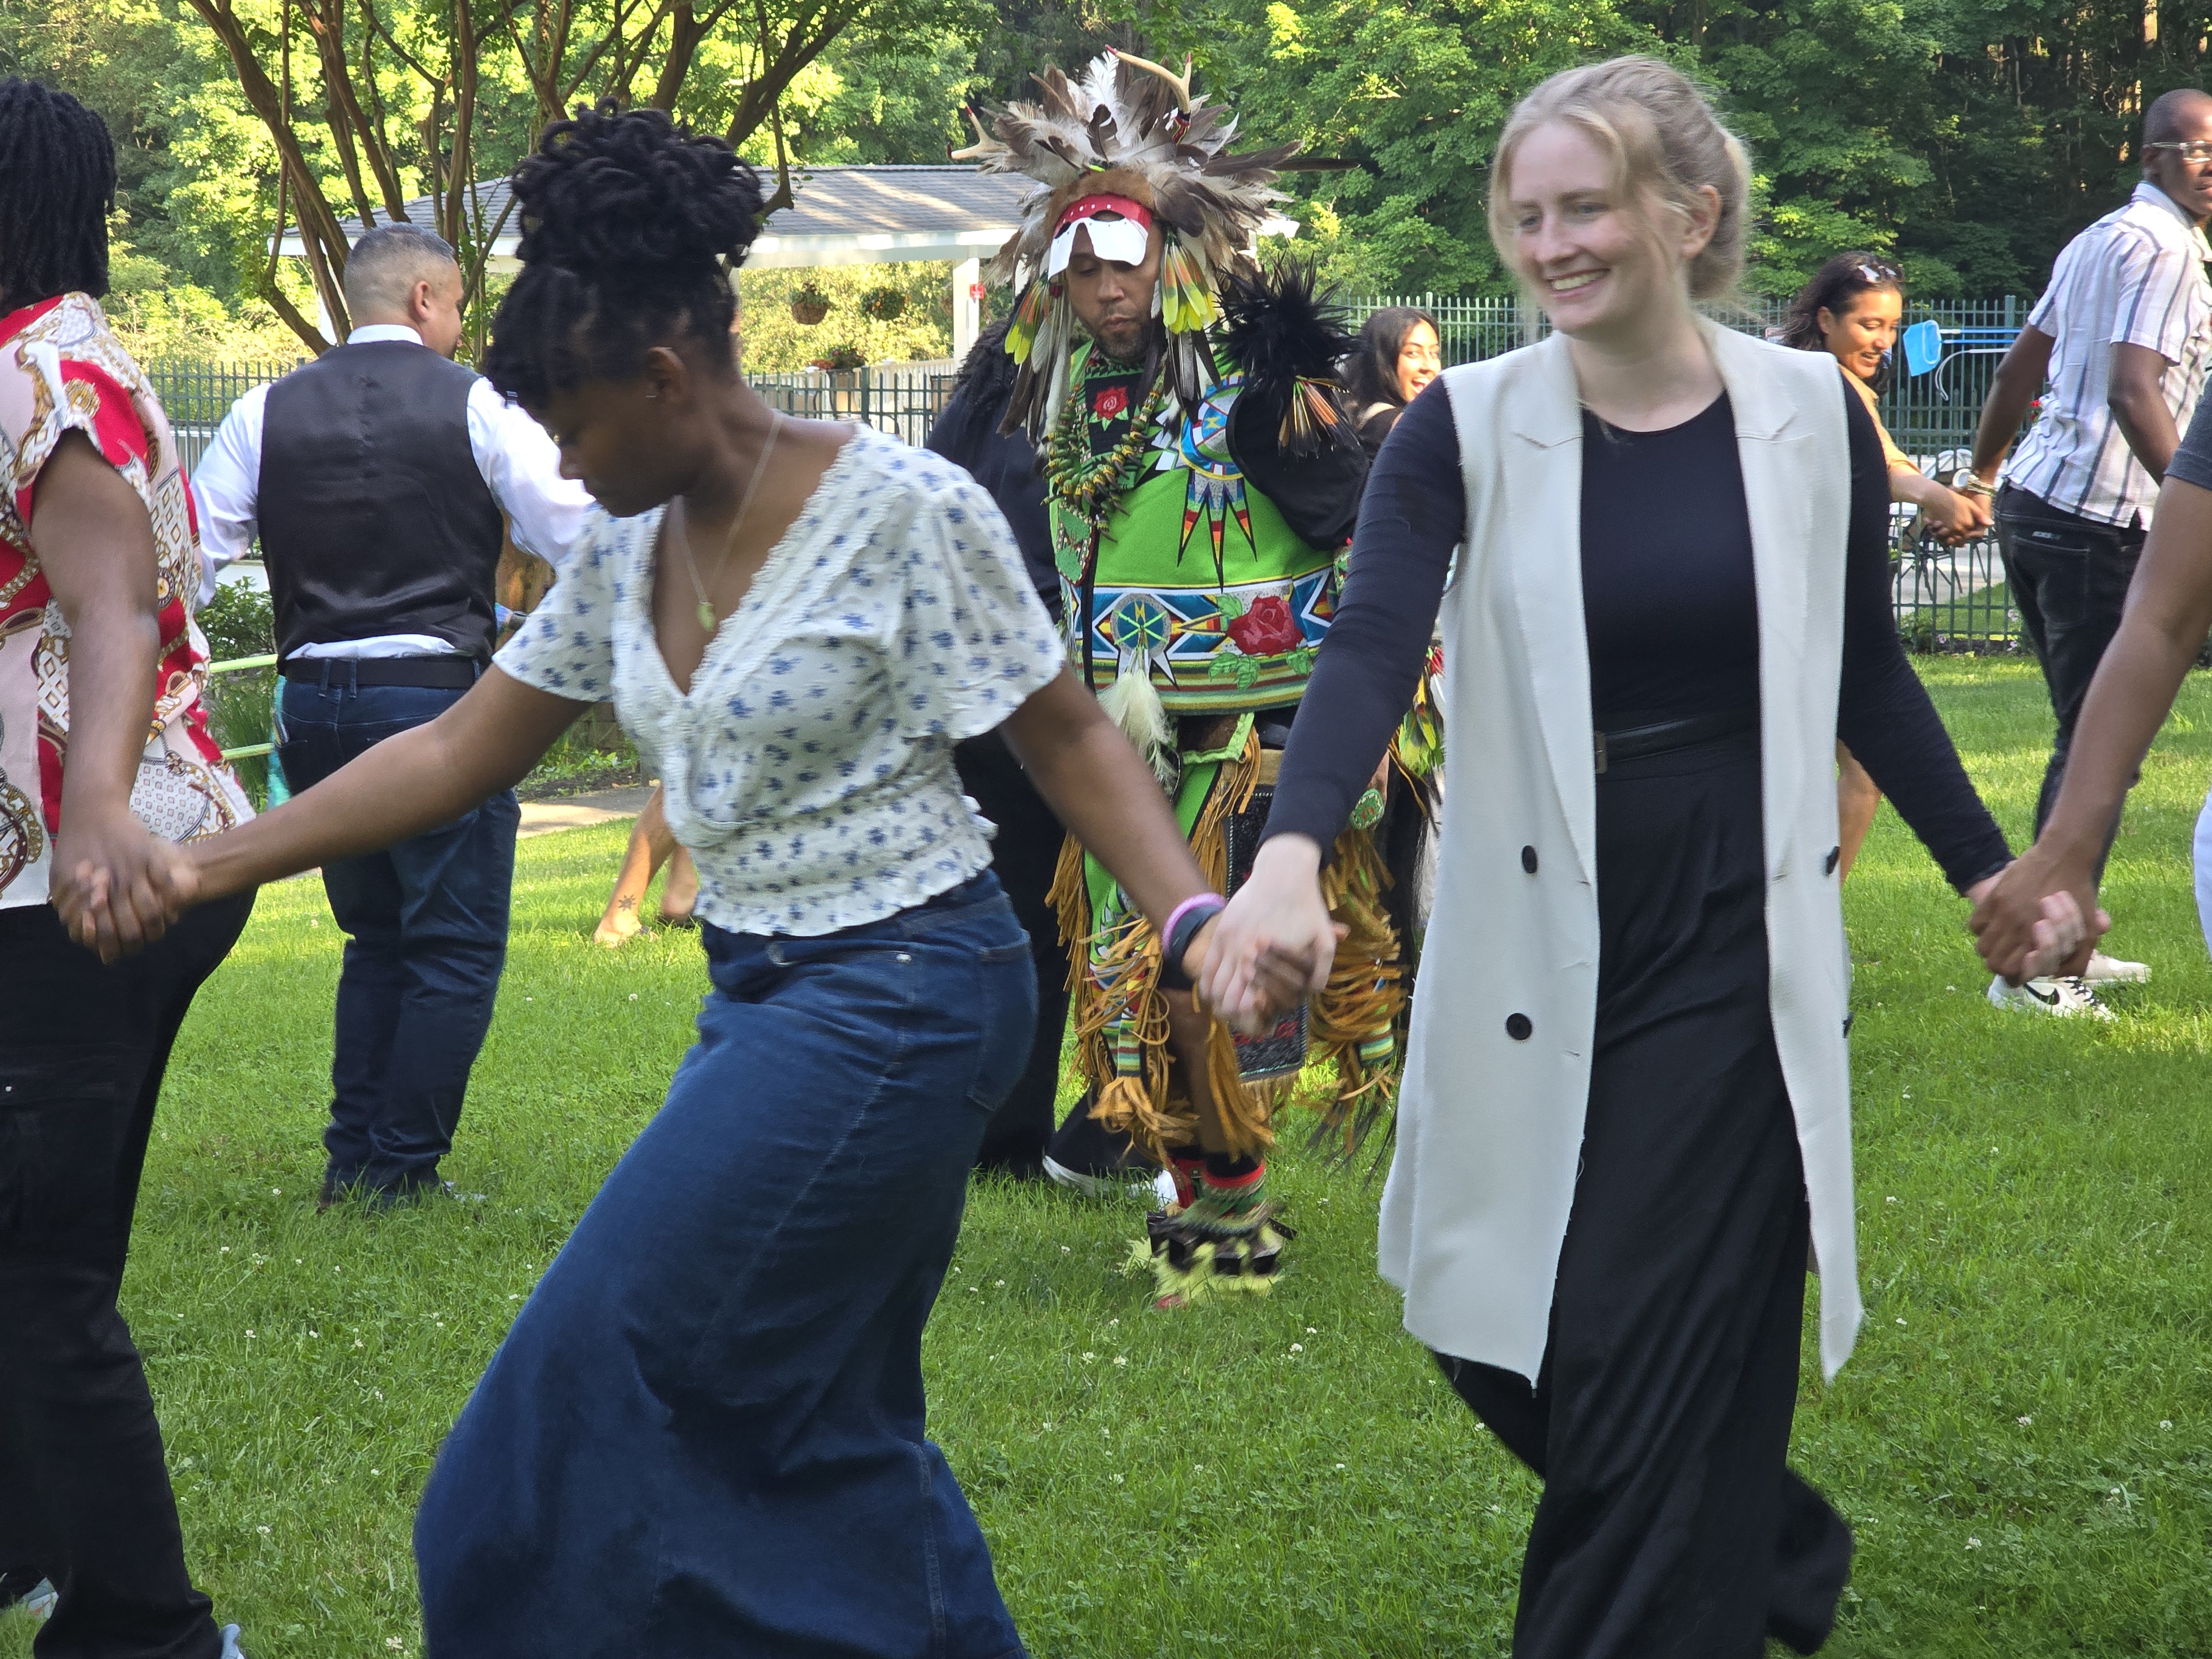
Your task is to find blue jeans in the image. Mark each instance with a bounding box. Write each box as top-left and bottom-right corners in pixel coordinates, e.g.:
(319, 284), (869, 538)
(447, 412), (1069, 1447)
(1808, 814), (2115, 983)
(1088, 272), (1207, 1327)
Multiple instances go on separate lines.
(414, 875), (1035, 1658)
(277, 672), (518, 1198)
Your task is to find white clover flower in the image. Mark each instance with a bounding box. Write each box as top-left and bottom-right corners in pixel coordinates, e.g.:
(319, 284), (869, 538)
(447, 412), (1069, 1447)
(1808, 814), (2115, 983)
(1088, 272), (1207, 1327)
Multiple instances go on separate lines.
(995, 1280), (1006, 1288)
(1335, 1463), (1347, 1470)
(1289, 1343), (1303, 1353)
(1895, 1318), (1907, 1327)
(256, 1525), (272, 1536)
(1113, 1356), (1128, 1367)
(2017, 1416), (2032, 1426)
(1965, 1536), (1980, 1550)
(1082, 1352), (1096, 1363)
(2162, 1420), (2175, 1430)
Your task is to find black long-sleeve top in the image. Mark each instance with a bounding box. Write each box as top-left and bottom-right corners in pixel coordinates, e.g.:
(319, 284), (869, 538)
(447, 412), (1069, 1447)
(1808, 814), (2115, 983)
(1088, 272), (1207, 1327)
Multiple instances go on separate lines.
(1265, 375), (2012, 893)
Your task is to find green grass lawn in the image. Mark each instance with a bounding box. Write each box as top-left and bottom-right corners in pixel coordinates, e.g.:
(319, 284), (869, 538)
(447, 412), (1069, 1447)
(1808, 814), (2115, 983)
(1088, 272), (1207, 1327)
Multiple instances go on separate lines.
(12, 657), (2212, 1657)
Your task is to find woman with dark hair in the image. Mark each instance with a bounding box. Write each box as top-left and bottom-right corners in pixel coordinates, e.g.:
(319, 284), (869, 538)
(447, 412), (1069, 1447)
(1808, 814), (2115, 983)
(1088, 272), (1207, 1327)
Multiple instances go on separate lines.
(64, 104), (1260, 1657)
(1345, 305), (1443, 454)
(0, 77), (255, 1658)
(1777, 252), (1990, 878)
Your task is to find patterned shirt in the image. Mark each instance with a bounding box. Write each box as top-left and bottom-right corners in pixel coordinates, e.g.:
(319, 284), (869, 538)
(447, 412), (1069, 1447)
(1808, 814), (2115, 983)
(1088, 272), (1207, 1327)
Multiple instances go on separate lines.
(496, 424), (1065, 936)
(0, 293), (252, 910)
(2007, 180), (2212, 526)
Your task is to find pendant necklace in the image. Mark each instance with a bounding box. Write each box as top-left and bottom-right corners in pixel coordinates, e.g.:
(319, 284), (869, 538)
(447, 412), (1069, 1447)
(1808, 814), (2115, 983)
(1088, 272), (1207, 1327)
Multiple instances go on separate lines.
(681, 410), (784, 633)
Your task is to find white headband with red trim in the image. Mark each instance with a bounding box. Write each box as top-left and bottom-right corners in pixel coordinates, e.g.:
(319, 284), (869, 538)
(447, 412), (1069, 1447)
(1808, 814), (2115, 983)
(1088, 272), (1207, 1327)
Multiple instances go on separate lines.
(1047, 194), (1154, 277)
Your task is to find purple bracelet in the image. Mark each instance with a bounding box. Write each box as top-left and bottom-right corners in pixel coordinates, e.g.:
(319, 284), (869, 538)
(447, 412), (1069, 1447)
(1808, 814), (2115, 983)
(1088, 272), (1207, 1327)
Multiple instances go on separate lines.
(1161, 891), (1227, 948)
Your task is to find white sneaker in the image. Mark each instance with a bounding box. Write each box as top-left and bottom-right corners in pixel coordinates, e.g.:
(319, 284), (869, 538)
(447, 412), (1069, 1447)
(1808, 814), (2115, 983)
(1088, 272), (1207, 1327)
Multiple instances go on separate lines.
(1041, 1155), (1172, 1203)
(2081, 950), (2150, 984)
(1987, 974), (2114, 1020)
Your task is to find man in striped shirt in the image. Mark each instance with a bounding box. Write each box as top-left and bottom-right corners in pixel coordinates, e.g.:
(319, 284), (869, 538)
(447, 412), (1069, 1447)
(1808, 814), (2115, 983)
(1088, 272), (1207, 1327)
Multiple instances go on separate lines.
(1969, 86), (2212, 1010)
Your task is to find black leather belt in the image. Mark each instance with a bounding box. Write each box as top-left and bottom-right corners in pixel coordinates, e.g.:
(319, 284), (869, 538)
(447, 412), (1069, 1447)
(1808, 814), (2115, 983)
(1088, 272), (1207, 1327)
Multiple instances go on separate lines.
(280, 655), (479, 689)
(1594, 709), (1756, 774)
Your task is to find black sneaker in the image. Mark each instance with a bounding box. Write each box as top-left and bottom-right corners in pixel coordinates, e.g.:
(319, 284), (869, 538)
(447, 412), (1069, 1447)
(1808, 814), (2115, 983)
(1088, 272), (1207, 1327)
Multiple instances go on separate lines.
(1042, 1099), (1170, 1199)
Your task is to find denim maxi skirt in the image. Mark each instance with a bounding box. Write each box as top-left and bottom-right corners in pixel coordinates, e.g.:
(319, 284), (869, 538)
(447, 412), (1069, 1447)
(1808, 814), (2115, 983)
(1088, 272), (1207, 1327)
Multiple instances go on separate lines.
(414, 874), (1036, 1658)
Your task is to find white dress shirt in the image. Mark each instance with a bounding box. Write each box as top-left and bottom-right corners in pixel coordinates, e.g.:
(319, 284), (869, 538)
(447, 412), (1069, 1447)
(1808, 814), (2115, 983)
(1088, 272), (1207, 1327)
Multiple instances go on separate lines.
(190, 323), (594, 656)
(2007, 180), (2212, 527)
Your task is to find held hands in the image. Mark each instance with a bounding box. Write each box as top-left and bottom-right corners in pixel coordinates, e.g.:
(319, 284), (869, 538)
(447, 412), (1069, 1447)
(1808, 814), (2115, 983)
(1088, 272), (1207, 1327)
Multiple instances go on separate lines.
(1190, 837), (1343, 1034)
(1922, 483), (1993, 546)
(1967, 851), (2109, 984)
(52, 810), (199, 963)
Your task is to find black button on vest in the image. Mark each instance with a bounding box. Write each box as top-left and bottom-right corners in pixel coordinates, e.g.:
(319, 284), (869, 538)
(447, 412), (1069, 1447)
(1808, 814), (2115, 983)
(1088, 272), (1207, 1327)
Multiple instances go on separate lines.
(1521, 845), (1538, 874)
(257, 341), (506, 662)
(1823, 846), (1840, 875)
(1505, 1013), (1532, 1041)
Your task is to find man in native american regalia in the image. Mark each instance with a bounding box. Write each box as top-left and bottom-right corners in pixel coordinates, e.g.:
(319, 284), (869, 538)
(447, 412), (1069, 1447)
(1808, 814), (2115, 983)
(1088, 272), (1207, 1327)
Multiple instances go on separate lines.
(955, 50), (1434, 1301)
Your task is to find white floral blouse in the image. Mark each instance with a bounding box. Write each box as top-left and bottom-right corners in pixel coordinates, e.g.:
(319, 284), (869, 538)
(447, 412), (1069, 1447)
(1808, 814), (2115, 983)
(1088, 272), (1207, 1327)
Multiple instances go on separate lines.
(496, 424), (1065, 936)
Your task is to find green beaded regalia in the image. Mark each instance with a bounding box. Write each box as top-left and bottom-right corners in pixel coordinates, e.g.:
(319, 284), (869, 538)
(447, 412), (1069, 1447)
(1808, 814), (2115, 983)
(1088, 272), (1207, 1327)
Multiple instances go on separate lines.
(959, 51), (1427, 1221)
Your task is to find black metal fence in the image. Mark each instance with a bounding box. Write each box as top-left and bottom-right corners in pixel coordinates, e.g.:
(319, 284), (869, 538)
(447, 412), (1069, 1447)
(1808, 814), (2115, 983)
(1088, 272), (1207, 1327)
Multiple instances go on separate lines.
(147, 296), (2037, 649)
(1345, 294), (2030, 649)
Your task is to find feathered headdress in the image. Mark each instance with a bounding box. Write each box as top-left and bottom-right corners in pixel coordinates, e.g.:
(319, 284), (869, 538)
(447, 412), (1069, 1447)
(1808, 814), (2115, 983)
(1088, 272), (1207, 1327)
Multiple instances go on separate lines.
(951, 49), (1297, 441)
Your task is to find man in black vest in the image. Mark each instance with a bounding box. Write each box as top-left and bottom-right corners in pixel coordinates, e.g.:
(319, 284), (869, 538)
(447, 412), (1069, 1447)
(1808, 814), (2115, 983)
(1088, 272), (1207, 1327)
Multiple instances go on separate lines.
(193, 223), (589, 1207)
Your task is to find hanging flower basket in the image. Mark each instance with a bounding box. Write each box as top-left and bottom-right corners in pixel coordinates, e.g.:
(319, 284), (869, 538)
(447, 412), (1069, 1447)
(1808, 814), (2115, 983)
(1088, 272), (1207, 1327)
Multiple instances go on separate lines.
(790, 280), (832, 325)
(858, 285), (907, 322)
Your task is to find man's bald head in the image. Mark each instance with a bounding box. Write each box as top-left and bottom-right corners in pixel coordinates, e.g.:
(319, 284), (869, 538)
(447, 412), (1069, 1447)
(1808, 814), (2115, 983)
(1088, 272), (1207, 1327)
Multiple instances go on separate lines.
(2146, 87), (2212, 149)
(344, 222), (467, 355)
(2142, 88), (2212, 227)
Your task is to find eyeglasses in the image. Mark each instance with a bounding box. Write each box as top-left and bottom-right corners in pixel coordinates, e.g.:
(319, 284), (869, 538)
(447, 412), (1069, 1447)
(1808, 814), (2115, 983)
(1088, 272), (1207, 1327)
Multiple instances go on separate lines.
(2146, 140), (2212, 162)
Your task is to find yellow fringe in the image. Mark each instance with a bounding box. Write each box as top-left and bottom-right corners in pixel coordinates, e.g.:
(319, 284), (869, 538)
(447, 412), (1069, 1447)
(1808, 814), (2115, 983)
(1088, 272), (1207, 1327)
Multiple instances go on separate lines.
(1055, 729), (1274, 1168)
(1306, 824), (1410, 1161)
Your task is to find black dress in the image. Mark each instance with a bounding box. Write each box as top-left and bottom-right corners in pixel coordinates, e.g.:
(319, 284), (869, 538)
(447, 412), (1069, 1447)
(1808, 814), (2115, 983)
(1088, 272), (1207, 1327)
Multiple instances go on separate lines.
(1265, 380), (2009, 1657)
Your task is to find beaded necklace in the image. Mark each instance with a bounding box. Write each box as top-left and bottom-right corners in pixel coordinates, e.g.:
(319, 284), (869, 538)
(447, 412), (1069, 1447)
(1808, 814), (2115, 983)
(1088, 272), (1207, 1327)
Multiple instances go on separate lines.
(1045, 375), (1169, 533)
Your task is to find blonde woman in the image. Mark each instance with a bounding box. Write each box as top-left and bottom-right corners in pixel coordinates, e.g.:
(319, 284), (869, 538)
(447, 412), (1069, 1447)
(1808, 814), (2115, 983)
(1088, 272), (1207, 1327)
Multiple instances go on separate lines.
(1203, 59), (2012, 1654)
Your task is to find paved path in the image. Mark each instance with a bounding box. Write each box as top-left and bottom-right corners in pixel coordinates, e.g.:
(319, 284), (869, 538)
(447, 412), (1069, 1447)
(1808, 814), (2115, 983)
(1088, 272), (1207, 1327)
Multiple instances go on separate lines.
(517, 784), (654, 840)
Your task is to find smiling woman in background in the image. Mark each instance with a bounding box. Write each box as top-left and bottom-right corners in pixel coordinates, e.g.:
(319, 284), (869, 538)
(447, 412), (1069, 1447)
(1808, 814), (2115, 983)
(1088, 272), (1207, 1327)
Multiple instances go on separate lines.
(1345, 305), (1443, 455)
(1775, 253), (1990, 879)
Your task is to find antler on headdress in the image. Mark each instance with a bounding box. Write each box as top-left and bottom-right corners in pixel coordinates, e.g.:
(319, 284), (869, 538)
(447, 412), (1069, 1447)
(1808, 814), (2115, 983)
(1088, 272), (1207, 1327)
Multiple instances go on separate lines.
(947, 105), (993, 163)
(956, 50), (1294, 442)
(1105, 47), (1192, 114)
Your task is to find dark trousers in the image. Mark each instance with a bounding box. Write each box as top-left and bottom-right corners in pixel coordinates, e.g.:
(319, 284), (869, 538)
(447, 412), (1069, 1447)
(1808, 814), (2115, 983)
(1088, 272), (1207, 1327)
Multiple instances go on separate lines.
(414, 877), (1033, 1657)
(954, 729), (1070, 1176)
(1438, 733), (1851, 1657)
(0, 893), (254, 1659)
(278, 674), (518, 1198)
(1997, 486), (2146, 875)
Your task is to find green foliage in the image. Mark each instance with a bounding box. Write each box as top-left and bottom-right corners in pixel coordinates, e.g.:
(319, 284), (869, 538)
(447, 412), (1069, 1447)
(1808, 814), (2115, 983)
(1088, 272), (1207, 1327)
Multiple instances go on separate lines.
(17, 0), (2212, 336)
(195, 582), (278, 808)
(739, 262), (955, 368)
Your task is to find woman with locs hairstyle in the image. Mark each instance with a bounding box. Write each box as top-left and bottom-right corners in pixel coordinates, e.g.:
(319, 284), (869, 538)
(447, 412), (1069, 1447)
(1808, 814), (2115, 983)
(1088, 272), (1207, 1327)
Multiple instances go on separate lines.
(1201, 58), (2025, 1654)
(1776, 252), (1992, 880)
(58, 104), (1281, 1657)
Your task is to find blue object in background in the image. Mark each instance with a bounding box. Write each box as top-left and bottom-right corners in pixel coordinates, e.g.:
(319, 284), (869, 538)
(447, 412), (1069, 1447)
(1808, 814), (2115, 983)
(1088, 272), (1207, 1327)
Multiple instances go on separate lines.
(1902, 319), (1944, 378)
